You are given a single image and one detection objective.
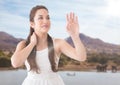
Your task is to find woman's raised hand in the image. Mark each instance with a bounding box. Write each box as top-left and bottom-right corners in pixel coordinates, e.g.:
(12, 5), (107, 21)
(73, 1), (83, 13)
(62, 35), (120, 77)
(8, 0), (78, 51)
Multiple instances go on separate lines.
(66, 12), (79, 36)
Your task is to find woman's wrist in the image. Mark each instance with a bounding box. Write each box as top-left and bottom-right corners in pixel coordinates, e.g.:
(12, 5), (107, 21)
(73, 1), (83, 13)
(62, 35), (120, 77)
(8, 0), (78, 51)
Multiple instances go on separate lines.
(29, 42), (36, 47)
(70, 33), (79, 39)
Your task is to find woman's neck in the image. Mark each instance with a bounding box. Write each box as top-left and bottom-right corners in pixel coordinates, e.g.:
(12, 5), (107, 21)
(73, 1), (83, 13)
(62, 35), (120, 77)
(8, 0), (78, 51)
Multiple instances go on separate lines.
(36, 33), (48, 49)
(37, 33), (47, 42)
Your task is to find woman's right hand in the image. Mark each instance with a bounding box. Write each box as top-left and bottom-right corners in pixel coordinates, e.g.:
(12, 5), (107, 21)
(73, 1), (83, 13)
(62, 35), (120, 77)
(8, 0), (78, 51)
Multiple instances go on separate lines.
(30, 32), (37, 46)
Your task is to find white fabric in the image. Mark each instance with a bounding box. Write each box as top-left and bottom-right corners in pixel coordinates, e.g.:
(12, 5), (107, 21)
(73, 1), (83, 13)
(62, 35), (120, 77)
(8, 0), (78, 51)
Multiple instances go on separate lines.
(22, 48), (65, 85)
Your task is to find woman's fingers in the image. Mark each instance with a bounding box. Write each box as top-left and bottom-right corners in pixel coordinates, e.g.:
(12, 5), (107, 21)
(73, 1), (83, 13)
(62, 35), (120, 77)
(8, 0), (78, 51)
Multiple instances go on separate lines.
(70, 12), (75, 22)
(66, 12), (76, 23)
(30, 32), (37, 45)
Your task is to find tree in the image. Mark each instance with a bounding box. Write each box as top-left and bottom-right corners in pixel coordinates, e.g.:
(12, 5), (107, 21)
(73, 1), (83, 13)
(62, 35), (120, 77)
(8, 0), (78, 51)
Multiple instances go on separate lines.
(0, 57), (11, 67)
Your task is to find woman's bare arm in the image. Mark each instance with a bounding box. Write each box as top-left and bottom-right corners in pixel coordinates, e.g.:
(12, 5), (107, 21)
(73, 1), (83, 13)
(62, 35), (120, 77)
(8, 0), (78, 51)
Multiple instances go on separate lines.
(57, 38), (86, 61)
(11, 33), (36, 68)
(57, 12), (86, 61)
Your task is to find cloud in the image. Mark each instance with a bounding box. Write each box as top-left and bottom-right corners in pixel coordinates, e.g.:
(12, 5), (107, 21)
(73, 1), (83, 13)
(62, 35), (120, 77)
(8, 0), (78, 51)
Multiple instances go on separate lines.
(0, 0), (119, 44)
(0, 11), (29, 38)
(105, 0), (120, 18)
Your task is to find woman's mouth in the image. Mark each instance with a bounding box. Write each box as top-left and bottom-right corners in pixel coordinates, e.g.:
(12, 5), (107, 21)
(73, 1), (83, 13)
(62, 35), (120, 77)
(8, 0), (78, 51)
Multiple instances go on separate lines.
(42, 24), (48, 28)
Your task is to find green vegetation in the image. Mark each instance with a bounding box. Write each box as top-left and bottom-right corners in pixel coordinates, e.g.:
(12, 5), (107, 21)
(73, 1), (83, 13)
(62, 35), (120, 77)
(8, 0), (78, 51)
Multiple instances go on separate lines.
(59, 52), (120, 71)
(87, 53), (120, 65)
(59, 54), (80, 67)
(0, 50), (12, 67)
(0, 49), (120, 70)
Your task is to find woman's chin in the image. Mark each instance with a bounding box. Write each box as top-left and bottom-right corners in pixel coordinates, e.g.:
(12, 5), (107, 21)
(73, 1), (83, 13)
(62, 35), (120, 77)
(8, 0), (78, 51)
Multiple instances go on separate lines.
(41, 30), (49, 33)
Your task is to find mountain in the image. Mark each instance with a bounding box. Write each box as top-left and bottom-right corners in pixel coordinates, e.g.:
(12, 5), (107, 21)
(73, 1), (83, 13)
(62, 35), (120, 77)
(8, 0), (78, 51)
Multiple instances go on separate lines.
(0, 31), (22, 51)
(66, 33), (120, 55)
(0, 31), (120, 55)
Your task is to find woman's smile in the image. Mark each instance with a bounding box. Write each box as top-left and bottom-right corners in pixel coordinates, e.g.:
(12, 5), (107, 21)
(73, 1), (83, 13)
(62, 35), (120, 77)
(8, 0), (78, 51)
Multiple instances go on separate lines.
(41, 24), (49, 28)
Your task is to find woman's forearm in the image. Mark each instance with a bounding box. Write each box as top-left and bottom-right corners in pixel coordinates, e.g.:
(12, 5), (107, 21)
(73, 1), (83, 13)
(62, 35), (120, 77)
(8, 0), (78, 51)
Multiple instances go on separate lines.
(71, 35), (87, 61)
(11, 42), (35, 68)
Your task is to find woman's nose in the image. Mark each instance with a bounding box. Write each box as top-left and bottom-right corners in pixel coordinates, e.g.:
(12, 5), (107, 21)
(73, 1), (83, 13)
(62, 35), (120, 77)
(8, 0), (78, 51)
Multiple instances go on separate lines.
(43, 19), (48, 23)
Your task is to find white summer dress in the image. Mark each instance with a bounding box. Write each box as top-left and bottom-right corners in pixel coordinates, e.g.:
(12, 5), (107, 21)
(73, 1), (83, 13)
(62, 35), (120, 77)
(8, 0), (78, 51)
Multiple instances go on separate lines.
(22, 48), (65, 85)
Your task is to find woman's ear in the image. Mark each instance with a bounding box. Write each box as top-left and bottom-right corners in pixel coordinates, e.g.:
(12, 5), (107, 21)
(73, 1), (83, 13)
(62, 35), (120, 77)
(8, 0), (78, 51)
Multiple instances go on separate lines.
(30, 22), (35, 28)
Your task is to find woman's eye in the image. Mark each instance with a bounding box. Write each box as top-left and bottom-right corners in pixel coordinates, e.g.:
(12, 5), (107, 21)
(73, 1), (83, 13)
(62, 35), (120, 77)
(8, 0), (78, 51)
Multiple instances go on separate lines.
(38, 16), (50, 20)
(47, 17), (50, 20)
(38, 17), (43, 20)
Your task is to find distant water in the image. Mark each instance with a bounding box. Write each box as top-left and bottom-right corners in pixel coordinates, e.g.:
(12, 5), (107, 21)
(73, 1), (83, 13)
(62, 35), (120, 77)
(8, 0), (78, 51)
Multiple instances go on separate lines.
(0, 69), (120, 85)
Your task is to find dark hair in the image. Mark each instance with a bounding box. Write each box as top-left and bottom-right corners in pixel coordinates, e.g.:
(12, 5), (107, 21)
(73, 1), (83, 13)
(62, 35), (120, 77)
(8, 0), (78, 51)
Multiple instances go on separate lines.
(26, 5), (57, 73)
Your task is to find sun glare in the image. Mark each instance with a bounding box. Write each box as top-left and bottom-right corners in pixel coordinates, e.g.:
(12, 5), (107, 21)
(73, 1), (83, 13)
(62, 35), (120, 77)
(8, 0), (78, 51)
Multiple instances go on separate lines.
(106, 0), (120, 17)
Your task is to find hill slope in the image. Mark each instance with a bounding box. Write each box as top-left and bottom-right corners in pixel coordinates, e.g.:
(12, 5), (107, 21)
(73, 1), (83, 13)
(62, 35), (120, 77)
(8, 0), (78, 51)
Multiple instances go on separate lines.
(66, 33), (120, 54)
(0, 31), (22, 51)
(0, 31), (120, 54)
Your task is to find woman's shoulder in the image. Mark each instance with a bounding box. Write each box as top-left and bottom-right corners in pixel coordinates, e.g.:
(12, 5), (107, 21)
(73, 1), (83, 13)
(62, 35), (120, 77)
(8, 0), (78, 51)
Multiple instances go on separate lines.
(17, 40), (26, 47)
(53, 38), (64, 56)
(18, 39), (26, 44)
(53, 38), (67, 48)
(53, 38), (65, 42)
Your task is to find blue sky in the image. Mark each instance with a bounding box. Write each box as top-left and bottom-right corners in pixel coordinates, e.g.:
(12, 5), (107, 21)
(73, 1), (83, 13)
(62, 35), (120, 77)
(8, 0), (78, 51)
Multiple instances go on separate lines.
(0, 0), (120, 45)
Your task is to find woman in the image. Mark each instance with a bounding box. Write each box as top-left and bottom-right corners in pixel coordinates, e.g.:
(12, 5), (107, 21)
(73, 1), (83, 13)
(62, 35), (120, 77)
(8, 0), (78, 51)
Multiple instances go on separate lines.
(11, 5), (86, 85)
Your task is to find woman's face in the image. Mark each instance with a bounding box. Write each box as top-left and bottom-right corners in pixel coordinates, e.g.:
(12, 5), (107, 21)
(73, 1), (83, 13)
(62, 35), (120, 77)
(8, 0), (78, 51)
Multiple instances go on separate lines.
(31, 9), (50, 34)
